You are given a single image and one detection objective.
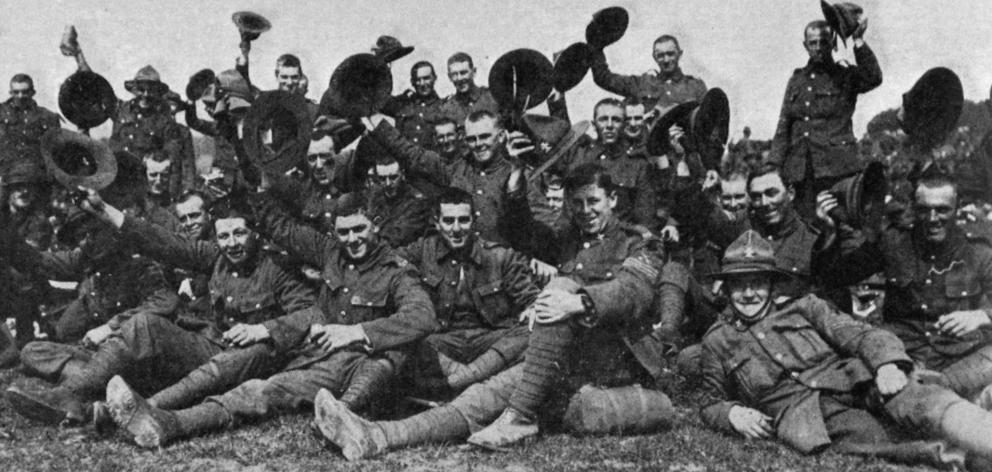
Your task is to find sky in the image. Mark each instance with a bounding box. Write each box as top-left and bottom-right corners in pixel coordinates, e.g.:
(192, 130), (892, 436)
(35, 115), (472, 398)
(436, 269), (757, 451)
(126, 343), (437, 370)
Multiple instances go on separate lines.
(2, 0), (992, 141)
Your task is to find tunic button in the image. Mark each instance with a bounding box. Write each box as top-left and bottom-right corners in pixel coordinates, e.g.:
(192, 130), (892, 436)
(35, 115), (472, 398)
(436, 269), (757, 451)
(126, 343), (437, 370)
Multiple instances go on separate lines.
(811, 74), (817, 79)
(806, 86), (812, 91)
(474, 211), (481, 216)
(810, 381), (818, 388)
(804, 116), (810, 121)
(324, 212), (332, 217)
(451, 260), (457, 265)
(116, 301), (122, 307)
(599, 155), (606, 160)
(805, 101), (810, 107)
(348, 264), (355, 270)
(576, 263), (584, 270)
(480, 171), (486, 177)
(583, 242), (590, 249)
(232, 272), (238, 278)
(665, 91), (672, 95)
(925, 279), (932, 285)
(791, 267), (798, 272)
(961, 291), (968, 296)
(775, 353), (783, 360)
(606, 271), (613, 278)
(921, 304), (928, 310)
(790, 371), (799, 378)
(226, 296), (234, 302)
(449, 281), (457, 286)
(925, 331), (932, 337)
(476, 189), (483, 195)
(367, 302), (373, 306)
(756, 332), (766, 340)
(340, 310), (346, 315)
(343, 288), (349, 293)
(803, 132), (810, 137)
(255, 303), (261, 309)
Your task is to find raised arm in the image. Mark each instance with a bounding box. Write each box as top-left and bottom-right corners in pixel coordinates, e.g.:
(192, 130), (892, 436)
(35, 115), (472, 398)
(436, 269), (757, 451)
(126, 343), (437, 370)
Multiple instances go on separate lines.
(366, 119), (452, 187)
(119, 214), (219, 273)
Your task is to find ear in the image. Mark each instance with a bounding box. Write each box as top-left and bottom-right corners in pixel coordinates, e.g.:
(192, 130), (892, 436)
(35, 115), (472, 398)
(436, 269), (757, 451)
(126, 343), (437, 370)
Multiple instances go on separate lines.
(607, 190), (619, 210)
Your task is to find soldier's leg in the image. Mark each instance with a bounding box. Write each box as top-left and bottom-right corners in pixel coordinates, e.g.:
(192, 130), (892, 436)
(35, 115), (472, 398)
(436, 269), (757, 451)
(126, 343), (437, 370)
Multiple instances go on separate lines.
(438, 327), (528, 390)
(53, 298), (96, 343)
(561, 384), (675, 436)
(19, 341), (92, 382)
(884, 380), (992, 461)
(938, 345), (992, 401)
(338, 355), (395, 411)
(507, 321), (576, 419)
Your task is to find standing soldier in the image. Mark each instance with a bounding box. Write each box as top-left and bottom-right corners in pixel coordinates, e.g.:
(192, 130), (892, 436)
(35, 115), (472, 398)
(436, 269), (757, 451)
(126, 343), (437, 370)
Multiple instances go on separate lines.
(439, 53), (499, 127)
(382, 61), (445, 147)
(0, 74), (61, 168)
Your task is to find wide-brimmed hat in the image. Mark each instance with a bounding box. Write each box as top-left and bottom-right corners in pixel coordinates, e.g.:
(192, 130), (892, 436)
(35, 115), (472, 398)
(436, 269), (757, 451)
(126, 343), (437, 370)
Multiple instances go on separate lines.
(828, 161), (887, 228)
(243, 91), (313, 175)
(232, 11), (271, 42)
(58, 70), (117, 129)
(585, 7), (629, 49)
(521, 114), (591, 181)
(647, 88), (730, 157)
(186, 69), (216, 101)
(710, 230), (791, 280)
(41, 128), (118, 191)
(901, 67), (963, 151)
(553, 42), (592, 92)
(489, 49), (554, 114)
(372, 35), (415, 64)
(320, 53), (393, 119)
(820, 1), (863, 44)
(124, 65), (169, 96)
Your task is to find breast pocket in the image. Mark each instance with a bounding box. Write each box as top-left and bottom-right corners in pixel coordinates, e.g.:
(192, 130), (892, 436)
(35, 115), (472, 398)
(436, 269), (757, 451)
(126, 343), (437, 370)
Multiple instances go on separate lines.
(771, 316), (832, 366)
(473, 280), (513, 327)
(944, 265), (982, 311)
(349, 293), (390, 323)
(726, 352), (772, 403)
(229, 292), (280, 325)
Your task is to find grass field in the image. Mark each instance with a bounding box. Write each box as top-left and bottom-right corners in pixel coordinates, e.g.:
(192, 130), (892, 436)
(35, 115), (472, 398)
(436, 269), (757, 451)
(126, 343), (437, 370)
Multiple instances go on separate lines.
(0, 369), (936, 472)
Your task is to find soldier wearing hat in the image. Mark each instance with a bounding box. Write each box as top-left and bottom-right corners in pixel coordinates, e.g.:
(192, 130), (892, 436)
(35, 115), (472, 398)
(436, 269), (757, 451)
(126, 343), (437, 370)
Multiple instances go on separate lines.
(185, 69), (255, 181)
(439, 53), (499, 127)
(766, 14), (881, 218)
(0, 74), (61, 168)
(382, 61), (445, 147)
(817, 173), (992, 404)
(700, 230), (992, 469)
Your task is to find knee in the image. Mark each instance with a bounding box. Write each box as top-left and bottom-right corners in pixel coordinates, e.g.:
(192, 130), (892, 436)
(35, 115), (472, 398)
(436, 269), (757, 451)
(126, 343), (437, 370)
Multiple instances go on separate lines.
(886, 382), (963, 432)
(563, 385), (675, 435)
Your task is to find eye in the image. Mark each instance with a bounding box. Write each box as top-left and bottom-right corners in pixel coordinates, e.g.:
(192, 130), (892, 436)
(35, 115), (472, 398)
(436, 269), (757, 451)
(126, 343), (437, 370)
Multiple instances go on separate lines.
(440, 217), (455, 225)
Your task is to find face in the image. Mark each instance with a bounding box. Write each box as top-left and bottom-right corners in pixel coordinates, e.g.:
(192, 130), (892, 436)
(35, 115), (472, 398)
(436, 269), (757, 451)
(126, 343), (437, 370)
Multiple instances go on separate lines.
(748, 173), (793, 227)
(145, 159), (171, 196)
(175, 196), (208, 240)
(434, 122), (460, 156)
(9, 81), (34, 106)
(215, 217), (257, 265)
(374, 162), (404, 197)
(720, 177), (749, 213)
(803, 27), (834, 64)
(7, 184), (34, 210)
(914, 184), (957, 244)
(464, 116), (502, 164)
(335, 213), (378, 260)
(652, 40), (682, 74)
(412, 65), (437, 97)
(306, 136), (337, 186)
(594, 104), (625, 145)
(448, 61), (476, 94)
(568, 183), (617, 235)
(623, 104), (646, 139)
(727, 274), (772, 321)
(545, 186), (564, 211)
(131, 82), (161, 110)
(275, 65), (303, 94)
(436, 202), (473, 250)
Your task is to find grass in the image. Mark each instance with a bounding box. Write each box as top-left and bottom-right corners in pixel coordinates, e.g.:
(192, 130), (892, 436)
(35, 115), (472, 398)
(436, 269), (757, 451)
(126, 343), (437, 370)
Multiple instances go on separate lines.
(0, 369), (936, 472)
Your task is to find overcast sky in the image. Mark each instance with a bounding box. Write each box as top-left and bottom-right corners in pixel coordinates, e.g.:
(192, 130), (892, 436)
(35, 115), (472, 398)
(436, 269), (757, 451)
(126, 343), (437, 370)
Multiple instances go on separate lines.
(3, 0), (992, 141)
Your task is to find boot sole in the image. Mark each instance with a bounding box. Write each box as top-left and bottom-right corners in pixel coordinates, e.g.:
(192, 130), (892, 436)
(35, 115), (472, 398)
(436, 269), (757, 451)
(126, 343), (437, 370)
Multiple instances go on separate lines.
(314, 389), (375, 461)
(4, 387), (68, 424)
(106, 376), (164, 449)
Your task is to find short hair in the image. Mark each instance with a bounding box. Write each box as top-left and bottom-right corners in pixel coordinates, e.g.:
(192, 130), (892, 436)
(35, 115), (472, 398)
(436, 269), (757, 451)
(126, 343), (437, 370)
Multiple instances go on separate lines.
(432, 117), (458, 130)
(373, 154), (401, 169)
(593, 98), (625, 118)
(915, 174), (959, 202)
(653, 35), (681, 50)
(410, 61), (436, 80)
(466, 110), (499, 126)
(804, 20), (833, 40)
(208, 196), (255, 227)
(334, 190), (379, 222)
(435, 186), (475, 215)
(9, 74), (33, 90)
(622, 96), (644, 108)
(564, 163), (617, 195)
(275, 54), (302, 71)
(722, 169), (748, 183)
(447, 52), (474, 69)
(746, 163), (791, 191)
(175, 189), (209, 208)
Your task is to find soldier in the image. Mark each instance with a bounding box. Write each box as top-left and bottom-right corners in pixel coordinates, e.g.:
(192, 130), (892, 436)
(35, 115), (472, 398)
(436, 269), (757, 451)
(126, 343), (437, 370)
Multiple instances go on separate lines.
(162, 91), (197, 197)
(366, 157), (433, 248)
(397, 187), (540, 392)
(816, 175), (992, 402)
(6, 193), (316, 425)
(590, 35), (706, 114)
(184, 69), (254, 186)
(382, 61), (445, 147)
(143, 152), (173, 208)
(0, 74), (61, 167)
(766, 18), (882, 218)
(104, 188), (437, 449)
(439, 53), (499, 127)
(311, 164), (683, 459)
(700, 230), (992, 469)
(622, 97), (649, 151)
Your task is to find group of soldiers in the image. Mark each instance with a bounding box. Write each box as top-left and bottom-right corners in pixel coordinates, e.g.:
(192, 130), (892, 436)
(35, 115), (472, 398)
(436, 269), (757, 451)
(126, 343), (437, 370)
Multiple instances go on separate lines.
(4, 4), (992, 470)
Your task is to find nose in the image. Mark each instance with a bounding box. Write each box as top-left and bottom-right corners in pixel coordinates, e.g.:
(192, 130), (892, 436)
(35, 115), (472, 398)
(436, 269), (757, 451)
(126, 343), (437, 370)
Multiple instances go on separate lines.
(346, 231), (360, 244)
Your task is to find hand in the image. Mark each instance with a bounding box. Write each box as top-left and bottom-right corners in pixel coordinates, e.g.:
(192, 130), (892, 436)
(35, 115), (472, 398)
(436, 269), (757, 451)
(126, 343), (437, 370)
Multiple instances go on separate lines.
(548, 89), (564, 103)
(223, 323), (270, 347)
(655, 155), (670, 170)
(506, 166), (525, 194)
(875, 363), (908, 396)
(728, 406), (774, 439)
(852, 17), (868, 41)
(702, 169), (720, 190)
(660, 224), (680, 243)
(309, 323), (367, 353)
(668, 125), (686, 156)
(529, 258), (558, 286)
(675, 159), (691, 177)
(815, 191), (839, 229)
(77, 186), (125, 228)
(936, 310), (992, 338)
(506, 131), (535, 158)
(528, 290), (585, 326)
(362, 113), (393, 132)
(83, 324), (114, 348)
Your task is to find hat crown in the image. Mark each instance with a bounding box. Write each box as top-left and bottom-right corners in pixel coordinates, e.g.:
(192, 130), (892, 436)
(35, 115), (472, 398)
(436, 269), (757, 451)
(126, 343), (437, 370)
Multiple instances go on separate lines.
(374, 35), (404, 52)
(722, 230), (777, 269)
(216, 69), (251, 96)
(133, 65), (161, 83)
(522, 114), (570, 145)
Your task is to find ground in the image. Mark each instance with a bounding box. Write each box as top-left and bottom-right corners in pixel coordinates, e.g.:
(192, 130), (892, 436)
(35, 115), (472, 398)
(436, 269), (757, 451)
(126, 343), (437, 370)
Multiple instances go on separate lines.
(0, 369), (936, 472)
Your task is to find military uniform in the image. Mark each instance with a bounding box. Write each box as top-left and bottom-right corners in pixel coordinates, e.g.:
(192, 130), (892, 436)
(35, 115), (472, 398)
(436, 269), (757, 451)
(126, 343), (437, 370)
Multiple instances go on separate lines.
(109, 99), (193, 185)
(0, 210), (53, 345)
(0, 98), (60, 166)
(369, 121), (514, 245)
(701, 294), (981, 467)
(767, 45), (882, 214)
(369, 184), (433, 248)
(438, 85), (499, 128)
(559, 139), (657, 229)
(818, 224), (992, 399)
(383, 90), (445, 147)
(266, 151), (367, 234)
(185, 107), (241, 175)
(589, 49), (706, 112)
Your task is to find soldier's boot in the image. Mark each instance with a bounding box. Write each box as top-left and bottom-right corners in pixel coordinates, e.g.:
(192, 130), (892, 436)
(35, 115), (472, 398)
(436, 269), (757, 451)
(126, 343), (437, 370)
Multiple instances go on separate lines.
(507, 321), (575, 418)
(107, 375), (230, 449)
(339, 358), (393, 411)
(442, 350), (511, 390)
(5, 382), (86, 424)
(939, 400), (992, 460)
(148, 363), (220, 410)
(466, 407), (538, 451)
(314, 388), (469, 461)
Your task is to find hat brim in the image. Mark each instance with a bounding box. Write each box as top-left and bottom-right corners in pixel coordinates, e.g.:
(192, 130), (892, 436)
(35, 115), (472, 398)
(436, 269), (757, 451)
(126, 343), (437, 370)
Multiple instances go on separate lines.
(709, 264), (793, 281)
(489, 49), (554, 113)
(647, 101), (697, 156)
(186, 69), (216, 101)
(378, 46), (415, 64)
(901, 67), (963, 149)
(586, 7), (629, 49)
(58, 71), (117, 129)
(41, 128), (118, 191)
(124, 79), (170, 96)
(553, 42), (592, 92)
(321, 53), (393, 119)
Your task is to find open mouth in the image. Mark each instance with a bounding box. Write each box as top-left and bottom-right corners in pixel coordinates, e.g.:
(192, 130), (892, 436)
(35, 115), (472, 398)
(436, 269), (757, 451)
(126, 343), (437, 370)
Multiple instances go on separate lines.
(226, 247), (246, 259)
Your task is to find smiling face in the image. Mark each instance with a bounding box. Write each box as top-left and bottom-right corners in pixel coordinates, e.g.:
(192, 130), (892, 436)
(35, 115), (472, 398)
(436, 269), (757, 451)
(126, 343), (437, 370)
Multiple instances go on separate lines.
(594, 103), (625, 145)
(914, 183), (957, 245)
(131, 82), (161, 110)
(748, 172), (793, 227)
(434, 122), (460, 156)
(175, 195), (208, 240)
(276, 65), (303, 94)
(568, 183), (617, 236)
(464, 115), (502, 164)
(727, 273), (773, 321)
(652, 39), (682, 74)
(720, 177), (749, 213)
(214, 217), (257, 266)
(412, 64), (437, 97)
(335, 213), (378, 260)
(306, 136), (337, 186)
(448, 60), (475, 94)
(623, 103), (646, 139)
(436, 202), (473, 250)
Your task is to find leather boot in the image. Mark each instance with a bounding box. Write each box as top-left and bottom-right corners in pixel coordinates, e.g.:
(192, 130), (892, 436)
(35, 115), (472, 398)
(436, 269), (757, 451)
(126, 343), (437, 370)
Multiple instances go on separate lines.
(314, 388), (388, 460)
(5, 382), (85, 424)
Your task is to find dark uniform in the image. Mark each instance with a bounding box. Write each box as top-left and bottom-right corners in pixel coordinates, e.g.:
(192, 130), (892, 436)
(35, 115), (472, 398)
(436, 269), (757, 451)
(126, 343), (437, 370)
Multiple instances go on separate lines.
(0, 98), (60, 167)
(590, 49), (706, 112)
(369, 184), (433, 249)
(109, 99), (193, 188)
(559, 139), (657, 229)
(439, 85), (499, 128)
(185, 107), (241, 177)
(701, 294), (983, 467)
(369, 121), (514, 245)
(818, 224), (992, 399)
(383, 90), (445, 147)
(767, 44), (882, 214)
(0, 210), (53, 345)
(267, 150), (367, 234)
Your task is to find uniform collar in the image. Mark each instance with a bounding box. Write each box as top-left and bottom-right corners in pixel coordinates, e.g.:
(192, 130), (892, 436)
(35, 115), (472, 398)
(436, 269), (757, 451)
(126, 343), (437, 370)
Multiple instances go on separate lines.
(657, 68), (685, 82)
(435, 234), (484, 265)
(414, 90), (441, 104)
(913, 224), (967, 264)
(4, 98), (37, 111)
(339, 242), (386, 273)
(802, 58), (839, 74)
(217, 247), (262, 276)
(455, 84), (484, 103)
(469, 147), (508, 172)
(754, 207), (801, 241)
